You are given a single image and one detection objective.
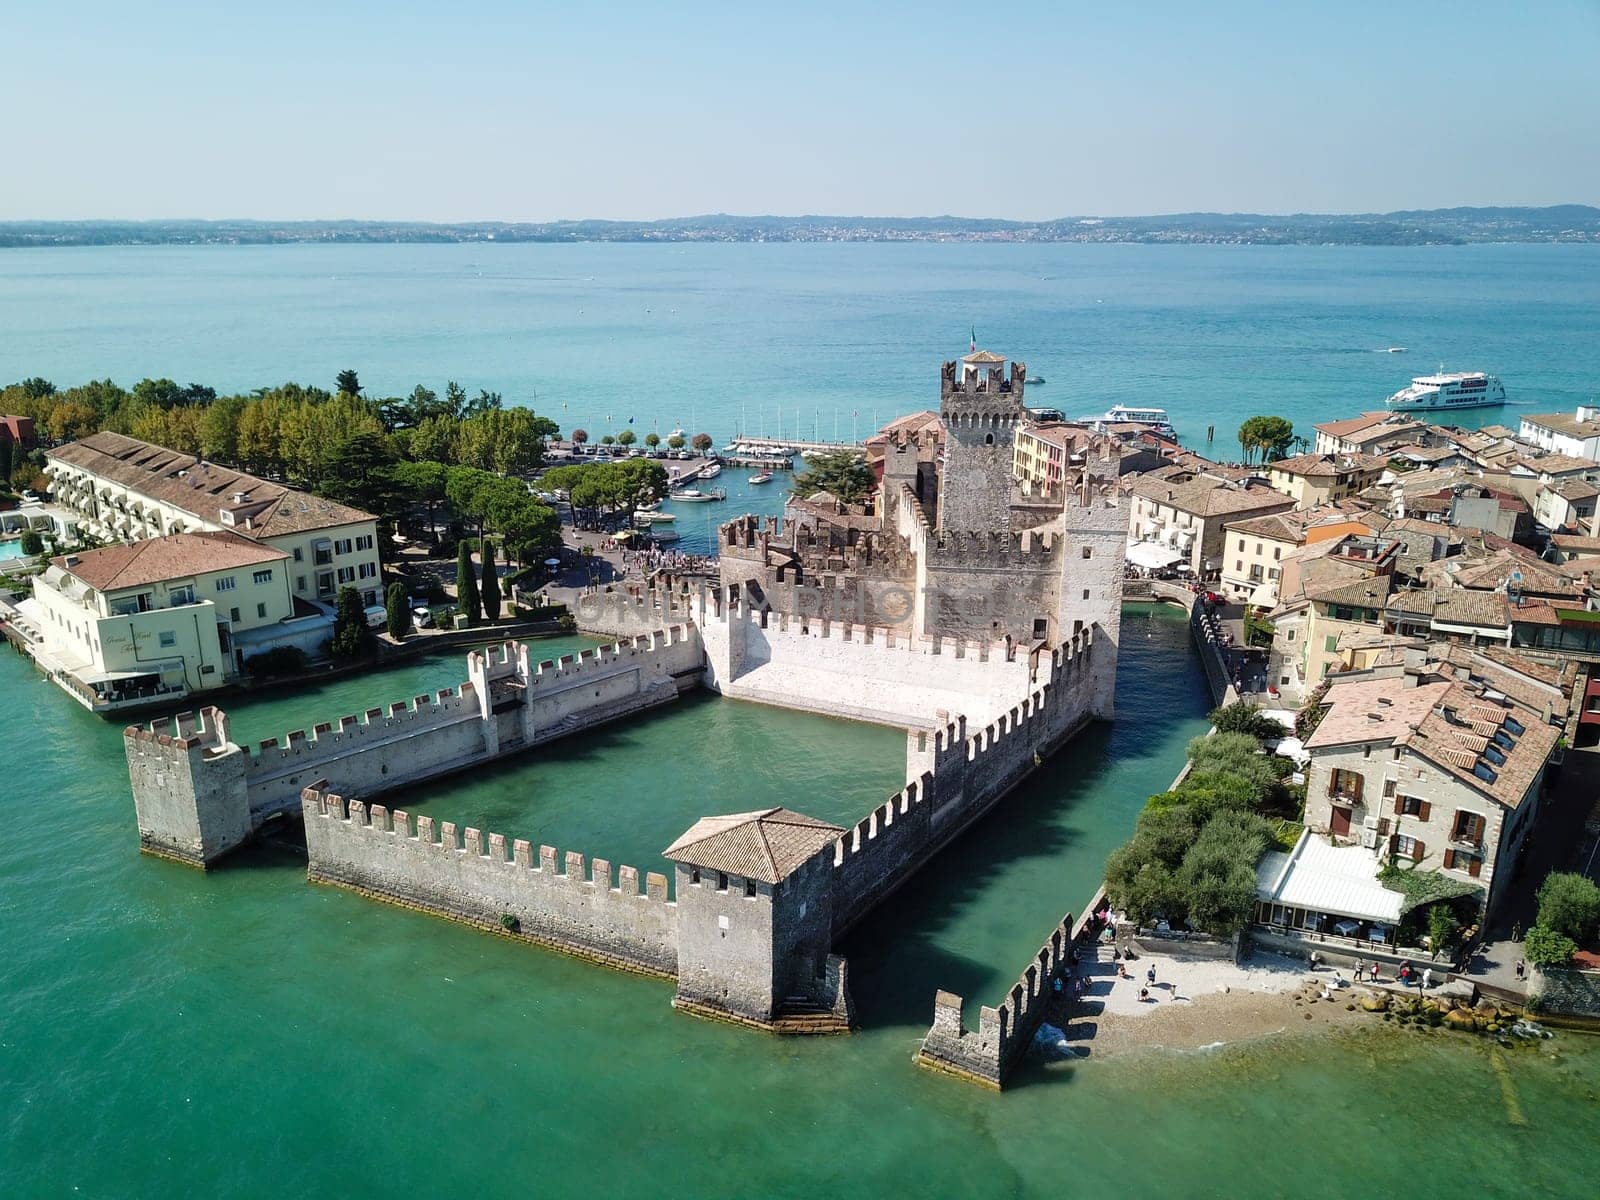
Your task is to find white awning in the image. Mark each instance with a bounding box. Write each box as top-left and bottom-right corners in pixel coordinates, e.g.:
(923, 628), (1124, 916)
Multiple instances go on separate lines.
(1248, 581), (1279, 608)
(1256, 830), (1403, 924)
(1126, 540), (1184, 570)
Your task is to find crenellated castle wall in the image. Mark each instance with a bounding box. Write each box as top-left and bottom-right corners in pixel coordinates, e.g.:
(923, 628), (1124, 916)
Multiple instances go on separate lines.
(124, 628), (704, 867)
(828, 629), (1099, 932)
(916, 909), (1079, 1088)
(302, 787), (677, 976)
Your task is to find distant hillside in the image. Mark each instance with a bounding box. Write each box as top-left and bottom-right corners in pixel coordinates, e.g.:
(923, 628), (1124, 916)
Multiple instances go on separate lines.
(2, 206), (1597, 247)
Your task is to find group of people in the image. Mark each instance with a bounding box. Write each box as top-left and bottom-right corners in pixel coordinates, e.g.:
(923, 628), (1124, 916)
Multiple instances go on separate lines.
(618, 546), (712, 575)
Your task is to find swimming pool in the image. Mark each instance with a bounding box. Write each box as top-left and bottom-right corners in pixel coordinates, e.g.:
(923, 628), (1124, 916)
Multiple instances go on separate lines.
(0, 537), (31, 560)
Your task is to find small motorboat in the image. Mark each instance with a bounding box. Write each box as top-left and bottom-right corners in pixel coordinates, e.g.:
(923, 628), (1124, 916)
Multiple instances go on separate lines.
(673, 489), (726, 502)
(645, 511), (677, 523)
(650, 527), (681, 543)
(700, 462), (722, 478)
(1026, 376), (1046, 385)
(748, 471), (773, 485)
(1386, 347), (1408, 354)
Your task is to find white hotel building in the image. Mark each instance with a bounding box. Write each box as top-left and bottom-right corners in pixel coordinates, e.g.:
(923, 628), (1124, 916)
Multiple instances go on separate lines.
(44, 432), (382, 608)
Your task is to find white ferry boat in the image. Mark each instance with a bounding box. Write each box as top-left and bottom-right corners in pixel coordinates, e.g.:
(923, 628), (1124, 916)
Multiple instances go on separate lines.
(1383, 370), (1505, 413)
(1098, 405), (1177, 438)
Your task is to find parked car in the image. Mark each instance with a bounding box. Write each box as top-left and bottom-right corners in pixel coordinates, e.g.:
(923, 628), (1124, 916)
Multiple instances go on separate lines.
(364, 605), (388, 629)
(412, 607), (435, 629)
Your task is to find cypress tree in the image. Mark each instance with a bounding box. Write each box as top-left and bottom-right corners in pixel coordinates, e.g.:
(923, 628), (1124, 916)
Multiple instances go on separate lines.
(480, 539), (501, 622)
(385, 580), (412, 639)
(456, 541), (481, 624)
(329, 586), (371, 659)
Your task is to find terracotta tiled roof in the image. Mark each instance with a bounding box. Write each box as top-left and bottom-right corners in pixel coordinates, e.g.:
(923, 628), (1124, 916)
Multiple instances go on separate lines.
(1306, 574), (1392, 608)
(962, 350), (1007, 364)
(1223, 512), (1305, 541)
(662, 808), (844, 884)
(1308, 677), (1558, 810)
(1269, 452), (1386, 478)
(52, 531), (287, 592)
(1313, 412), (1397, 438)
(49, 431), (375, 539)
(1129, 472), (1296, 520)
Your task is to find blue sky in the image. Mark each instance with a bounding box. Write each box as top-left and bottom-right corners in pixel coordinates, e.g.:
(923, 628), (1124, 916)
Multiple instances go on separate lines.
(3, 0), (1597, 220)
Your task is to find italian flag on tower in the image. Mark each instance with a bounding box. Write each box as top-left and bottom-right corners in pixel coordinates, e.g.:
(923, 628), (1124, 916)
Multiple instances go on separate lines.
(970, 325), (977, 352)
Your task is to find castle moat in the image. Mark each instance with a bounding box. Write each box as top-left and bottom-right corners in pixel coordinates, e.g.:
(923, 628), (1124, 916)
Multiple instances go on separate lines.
(4, 608), (1599, 1197)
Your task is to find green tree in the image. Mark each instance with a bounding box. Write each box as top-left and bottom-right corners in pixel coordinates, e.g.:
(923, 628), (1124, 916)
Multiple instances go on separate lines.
(1426, 904), (1460, 961)
(390, 459), (449, 542)
(570, 428), (588, 445)
(20, 529), (44, 556)
(315, 430), (401, 526)
(456, 542), (481, 623)
(329, 586), (372, 659)
(1535, 872), (1600, 943)
(480, 539), (501, 621)
(600, 435), (615, 446)
(790, 450), (874, 505)
(1208, 700), (1282, 739)
(336, 369), (362, 397)
(1237, 415), (1296, 464)
(616, 429), (637, 447)
(666, 434), (685, 450)
(644, 432), (660, 449)
(691, 432), (713, 453)
(385, 580), (412, 639)
(1524, 924), (1577, 968)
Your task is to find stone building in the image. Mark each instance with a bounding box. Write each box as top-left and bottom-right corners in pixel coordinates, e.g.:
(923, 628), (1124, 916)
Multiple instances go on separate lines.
(714, 354), (1125, 713)
(1301, 670), (1559, 918)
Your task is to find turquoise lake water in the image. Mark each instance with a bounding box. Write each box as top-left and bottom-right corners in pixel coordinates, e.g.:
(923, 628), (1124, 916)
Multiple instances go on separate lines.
(3, 609), (1598, 1197)
(4, 244), (1600, 1193)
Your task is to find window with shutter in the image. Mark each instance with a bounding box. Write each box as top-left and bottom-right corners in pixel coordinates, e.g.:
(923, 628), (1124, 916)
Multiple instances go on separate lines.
(1417, 800), (1431, 821)
(1412, 839), (1425, 862)
(1444, 849), (1456, 870)
(1468, 856), (1482, 878)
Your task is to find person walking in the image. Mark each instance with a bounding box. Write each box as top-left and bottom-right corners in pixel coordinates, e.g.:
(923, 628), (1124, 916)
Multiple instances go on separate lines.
(1421, 968), (1433, 990)
(1370, 962), (1380, 983)
(1146, 964), (1157, 990)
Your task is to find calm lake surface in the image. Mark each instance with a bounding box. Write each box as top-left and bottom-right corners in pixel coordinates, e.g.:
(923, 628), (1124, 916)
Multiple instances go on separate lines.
(3, 244), (1600, 1195)
(3, 609), (1598, 1197)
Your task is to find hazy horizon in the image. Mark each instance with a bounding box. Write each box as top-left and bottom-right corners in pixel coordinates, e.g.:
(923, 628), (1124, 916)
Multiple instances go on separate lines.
(3, 204), (1598, 226)
(4, 1), (1598, 222)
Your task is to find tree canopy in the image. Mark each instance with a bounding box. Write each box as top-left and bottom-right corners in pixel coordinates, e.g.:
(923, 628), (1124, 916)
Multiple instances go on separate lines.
(1236, 415), (1296, 464)
(790, 450), (874, 505)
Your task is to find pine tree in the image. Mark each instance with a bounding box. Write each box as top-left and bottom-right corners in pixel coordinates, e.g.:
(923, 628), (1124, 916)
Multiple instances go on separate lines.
(385, 581), (412, 639)
(456, 542), (481, 623)
(480, 539), (501, 622)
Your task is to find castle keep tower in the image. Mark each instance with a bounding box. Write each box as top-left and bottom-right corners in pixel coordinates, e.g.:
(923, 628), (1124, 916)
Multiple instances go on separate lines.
(937, 353), (1027, 532)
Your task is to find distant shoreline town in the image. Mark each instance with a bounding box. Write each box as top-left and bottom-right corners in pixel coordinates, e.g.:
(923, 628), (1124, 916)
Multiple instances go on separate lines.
(3, 206), (1599, 248)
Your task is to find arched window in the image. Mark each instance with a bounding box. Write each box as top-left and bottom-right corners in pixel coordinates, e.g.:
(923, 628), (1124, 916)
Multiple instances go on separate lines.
(985, 433), (995, 445)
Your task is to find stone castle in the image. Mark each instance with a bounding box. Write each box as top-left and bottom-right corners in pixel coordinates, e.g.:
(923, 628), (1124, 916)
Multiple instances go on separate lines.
(121, 353), (1125, 1079)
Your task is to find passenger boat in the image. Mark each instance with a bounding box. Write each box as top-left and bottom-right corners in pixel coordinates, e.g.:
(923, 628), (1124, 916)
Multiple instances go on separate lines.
(1096, 405), (1177, 438)
(1383, 370), (1505, 412)
(673, 489), (725, 502)
(748, 471), (773, 485)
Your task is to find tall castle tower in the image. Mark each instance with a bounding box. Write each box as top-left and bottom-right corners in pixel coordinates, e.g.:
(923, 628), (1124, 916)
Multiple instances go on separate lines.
(936, 353), (1027, 532)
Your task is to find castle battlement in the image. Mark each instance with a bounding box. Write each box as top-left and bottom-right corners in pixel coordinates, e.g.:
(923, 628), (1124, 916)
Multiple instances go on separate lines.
(301, 784), (678, 977)
(247, 684), (479, 766)
(125, 705), (232, 754)
(939, 360), (1027, 414)
(920, 909), (1075, 1087)
(927, 528), (1060, 566)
